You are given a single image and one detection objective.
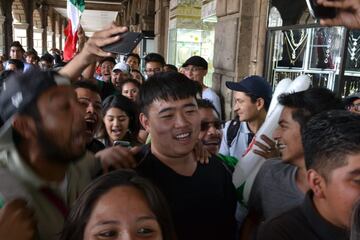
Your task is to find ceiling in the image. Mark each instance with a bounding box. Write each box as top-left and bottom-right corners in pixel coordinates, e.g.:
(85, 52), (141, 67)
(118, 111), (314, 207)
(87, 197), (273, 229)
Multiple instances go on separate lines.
(55, 8), (118, 35)
(45, 0), (126, 35)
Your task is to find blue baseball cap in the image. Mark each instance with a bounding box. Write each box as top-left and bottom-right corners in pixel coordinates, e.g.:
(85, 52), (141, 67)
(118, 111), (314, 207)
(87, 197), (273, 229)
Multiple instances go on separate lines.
(225, 75), (272, 104)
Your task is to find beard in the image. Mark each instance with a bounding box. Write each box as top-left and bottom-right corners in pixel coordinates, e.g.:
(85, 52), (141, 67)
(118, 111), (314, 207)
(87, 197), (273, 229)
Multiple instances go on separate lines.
(35, 122), (86, 165)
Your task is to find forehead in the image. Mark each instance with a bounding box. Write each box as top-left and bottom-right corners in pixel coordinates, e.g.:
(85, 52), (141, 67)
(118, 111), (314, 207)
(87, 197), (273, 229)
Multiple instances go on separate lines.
(37, 85), (74, 106)
(127, 56), (138, 61)
(123, 82), (137, 88)
(279, 107), (297, 122)
(148, 97), (197, 112)
(328, 152), (360, 179)
(75, 87), (101, 101)
(10, 46), (21, 51)
(101, 61), (114, 67)
(233, 91), (250, 99)
(199, 107), (218, 120)
(105, 107), (128, 116)
(146, 61), (162, 69)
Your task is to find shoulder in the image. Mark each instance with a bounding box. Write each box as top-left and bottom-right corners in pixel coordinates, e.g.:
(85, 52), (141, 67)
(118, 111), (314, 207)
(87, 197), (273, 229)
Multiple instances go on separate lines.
(202, 88), (219, 98)
(259, 158), (297, 178)
(0, 168), (32, 203)
(257, 206), (306, 240)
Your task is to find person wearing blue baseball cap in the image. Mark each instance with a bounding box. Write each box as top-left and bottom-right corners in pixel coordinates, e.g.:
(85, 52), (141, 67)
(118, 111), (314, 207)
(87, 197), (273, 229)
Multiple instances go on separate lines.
(219, 75), (272, 161)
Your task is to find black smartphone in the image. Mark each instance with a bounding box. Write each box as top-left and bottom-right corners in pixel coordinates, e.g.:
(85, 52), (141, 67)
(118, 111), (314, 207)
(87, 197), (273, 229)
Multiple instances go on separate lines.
(113, 140), (131, 148)
(102, 32), (143, 55)
(306, 0), (337, 19)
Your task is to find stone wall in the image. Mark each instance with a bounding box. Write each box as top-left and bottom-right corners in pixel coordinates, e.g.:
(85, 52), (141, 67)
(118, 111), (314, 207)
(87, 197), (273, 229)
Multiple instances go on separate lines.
(213, 0), (269, 120)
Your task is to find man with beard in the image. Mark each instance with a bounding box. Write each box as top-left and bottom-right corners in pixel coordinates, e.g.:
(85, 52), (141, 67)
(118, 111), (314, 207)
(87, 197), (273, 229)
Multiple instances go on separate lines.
(111, 62), (130, 91)
(0, 70), (98, 240)
(0, 24), (130, 240)
(137, 72), (237, 240)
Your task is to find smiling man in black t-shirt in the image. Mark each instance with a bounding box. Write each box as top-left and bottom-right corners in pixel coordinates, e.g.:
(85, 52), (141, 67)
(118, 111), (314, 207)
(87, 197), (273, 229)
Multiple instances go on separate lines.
(136, 72), (237, 240)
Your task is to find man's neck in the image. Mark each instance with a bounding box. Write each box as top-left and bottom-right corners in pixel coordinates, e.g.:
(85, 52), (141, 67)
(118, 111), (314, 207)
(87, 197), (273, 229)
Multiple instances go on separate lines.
(247, 112), (266, 133)
(295, 162), (309, 193)
(17, 143), (67, 183)
(150, 145), (197, 176)
(313, 194), (346, 229)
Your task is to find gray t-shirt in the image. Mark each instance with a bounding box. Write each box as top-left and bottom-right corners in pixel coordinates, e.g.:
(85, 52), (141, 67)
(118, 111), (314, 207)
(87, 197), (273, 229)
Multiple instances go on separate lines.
(248, 159), (304, 221)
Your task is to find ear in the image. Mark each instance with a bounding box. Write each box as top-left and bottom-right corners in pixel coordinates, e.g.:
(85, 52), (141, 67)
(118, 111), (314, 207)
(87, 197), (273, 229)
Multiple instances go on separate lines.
(139, 113), (150, 133)
(307, 169), (326, 199)
(12, 115), (37, 140)
(256, 98), (265, 111)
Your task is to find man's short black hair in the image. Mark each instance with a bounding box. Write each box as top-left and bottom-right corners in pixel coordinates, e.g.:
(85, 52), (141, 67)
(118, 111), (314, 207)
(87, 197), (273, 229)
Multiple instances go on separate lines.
(164, 64), (178, 72)
(302, 110), (360, 180)
(144, 53), (165, 66)
(125, 53), (140, 64)
(278, 87), (344, 129)
(99, 57), (116, 66)
(40, 53), (54, 63)
(139, 72), (201, 115)
(72, 80), (101, 95)
(8, 59), (24, 71)
(197, 99), (220, 118)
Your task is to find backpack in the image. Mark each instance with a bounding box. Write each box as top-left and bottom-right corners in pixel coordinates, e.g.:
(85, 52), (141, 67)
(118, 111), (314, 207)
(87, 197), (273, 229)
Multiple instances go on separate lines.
(226, 118), (241, 148)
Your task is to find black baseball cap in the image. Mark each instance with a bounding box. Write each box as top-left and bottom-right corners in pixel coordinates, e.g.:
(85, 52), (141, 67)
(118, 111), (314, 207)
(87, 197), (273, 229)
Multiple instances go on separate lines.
(182, 56), (208, 70)
(0, 70), (70, 143)
(225, 75), (272, 104)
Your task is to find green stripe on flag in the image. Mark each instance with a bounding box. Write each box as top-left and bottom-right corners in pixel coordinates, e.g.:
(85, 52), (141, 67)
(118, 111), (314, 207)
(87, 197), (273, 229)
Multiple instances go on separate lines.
(69, 0), (85, 12)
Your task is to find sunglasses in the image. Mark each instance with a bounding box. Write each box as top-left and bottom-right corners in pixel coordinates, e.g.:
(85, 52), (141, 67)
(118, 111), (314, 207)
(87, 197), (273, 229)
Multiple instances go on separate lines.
(200, 121), (223, 131)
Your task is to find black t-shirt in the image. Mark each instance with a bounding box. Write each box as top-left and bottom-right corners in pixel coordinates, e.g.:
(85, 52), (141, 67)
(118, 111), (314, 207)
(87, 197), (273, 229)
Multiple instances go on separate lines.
(86, 138), (105, 154)
(136, 152), (237, 240)
(257, 191), (349, 240)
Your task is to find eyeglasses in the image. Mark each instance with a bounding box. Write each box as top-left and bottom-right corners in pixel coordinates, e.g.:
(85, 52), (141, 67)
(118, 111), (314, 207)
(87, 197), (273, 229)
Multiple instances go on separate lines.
(347, 103), (360, 112)
(144, 68), (162, 73)
(200, 120), (223, 131)
(183, 66), (204, 72)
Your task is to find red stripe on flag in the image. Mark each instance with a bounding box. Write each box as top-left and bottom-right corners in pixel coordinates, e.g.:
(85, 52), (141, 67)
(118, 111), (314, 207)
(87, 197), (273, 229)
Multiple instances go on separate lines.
(64, 20), (78, 62)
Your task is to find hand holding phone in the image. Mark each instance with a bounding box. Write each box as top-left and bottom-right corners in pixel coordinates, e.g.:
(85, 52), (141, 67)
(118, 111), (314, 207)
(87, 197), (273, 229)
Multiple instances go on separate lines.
(306, 0), (337, 19)
(102, 32), (143, 55)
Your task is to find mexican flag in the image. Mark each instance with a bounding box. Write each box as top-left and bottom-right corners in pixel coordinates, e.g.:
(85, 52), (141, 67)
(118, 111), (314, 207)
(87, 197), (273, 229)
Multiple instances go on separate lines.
(64, 0), (85, 61)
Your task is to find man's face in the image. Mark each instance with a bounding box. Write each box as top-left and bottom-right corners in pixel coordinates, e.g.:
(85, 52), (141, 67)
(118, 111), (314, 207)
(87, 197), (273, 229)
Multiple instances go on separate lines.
(144, 62), (163, 78)
(101, 61), (115, 79)
(233, 91), (262, 122)
(40, 61), (52, 70)
(75, 87), (102, 144)
(36, 86), (87, 163)
(316, 153), (360, 229)
(273, 107), (303, 165)
(10, 46), (23, 59)
(126, 56), (139, 70)
(111, 70), (130, 89)
(183, 65), (207, 84)
(348, 98), (360, 114)
(198, 107), (222, 155)
(140, 97), (200, 159)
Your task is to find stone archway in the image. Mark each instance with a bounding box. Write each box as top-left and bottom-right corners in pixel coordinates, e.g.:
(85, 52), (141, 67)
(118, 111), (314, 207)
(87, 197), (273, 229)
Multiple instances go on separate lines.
(33, 8), (43, 55)
(12, 0), (28, 49)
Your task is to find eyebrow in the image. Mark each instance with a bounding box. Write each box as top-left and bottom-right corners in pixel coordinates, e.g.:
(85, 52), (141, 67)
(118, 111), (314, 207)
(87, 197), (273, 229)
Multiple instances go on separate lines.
(94, 216), (157, 226)
(95, 220), (119, 226)
(158, 103), (197, 114)
(78, 97), (101, 104)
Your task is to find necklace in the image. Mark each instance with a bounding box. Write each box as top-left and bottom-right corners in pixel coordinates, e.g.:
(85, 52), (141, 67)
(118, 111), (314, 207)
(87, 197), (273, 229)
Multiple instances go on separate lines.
(285, 38), (307, 66)
(284, 30), (308, 60)
(348, 32), (360, 67)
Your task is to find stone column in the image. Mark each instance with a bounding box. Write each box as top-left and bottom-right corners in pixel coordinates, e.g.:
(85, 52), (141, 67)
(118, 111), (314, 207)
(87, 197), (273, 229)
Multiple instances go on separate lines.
(41, 4), (48, 55)
(213, 0), (269, 120)
(23, 0), (34, 50)
(3, 0), (14, 55)
(154, 0), (169, 56)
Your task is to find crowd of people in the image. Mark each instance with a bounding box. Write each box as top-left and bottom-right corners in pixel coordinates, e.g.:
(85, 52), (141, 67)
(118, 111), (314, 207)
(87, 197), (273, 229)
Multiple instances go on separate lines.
(1, 0), (360, 239)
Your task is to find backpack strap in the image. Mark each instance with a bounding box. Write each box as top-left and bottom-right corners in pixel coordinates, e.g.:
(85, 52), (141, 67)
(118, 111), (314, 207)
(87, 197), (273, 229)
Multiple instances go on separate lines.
(226, 118), (241, 148)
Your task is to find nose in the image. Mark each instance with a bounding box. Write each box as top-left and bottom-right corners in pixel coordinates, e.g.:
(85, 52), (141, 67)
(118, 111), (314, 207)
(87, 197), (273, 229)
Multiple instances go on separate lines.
(273, 126), (281, 140)
(86, 103), (94, 114)
(174, 112), (190, 128)
(207, 125), (218, 135)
